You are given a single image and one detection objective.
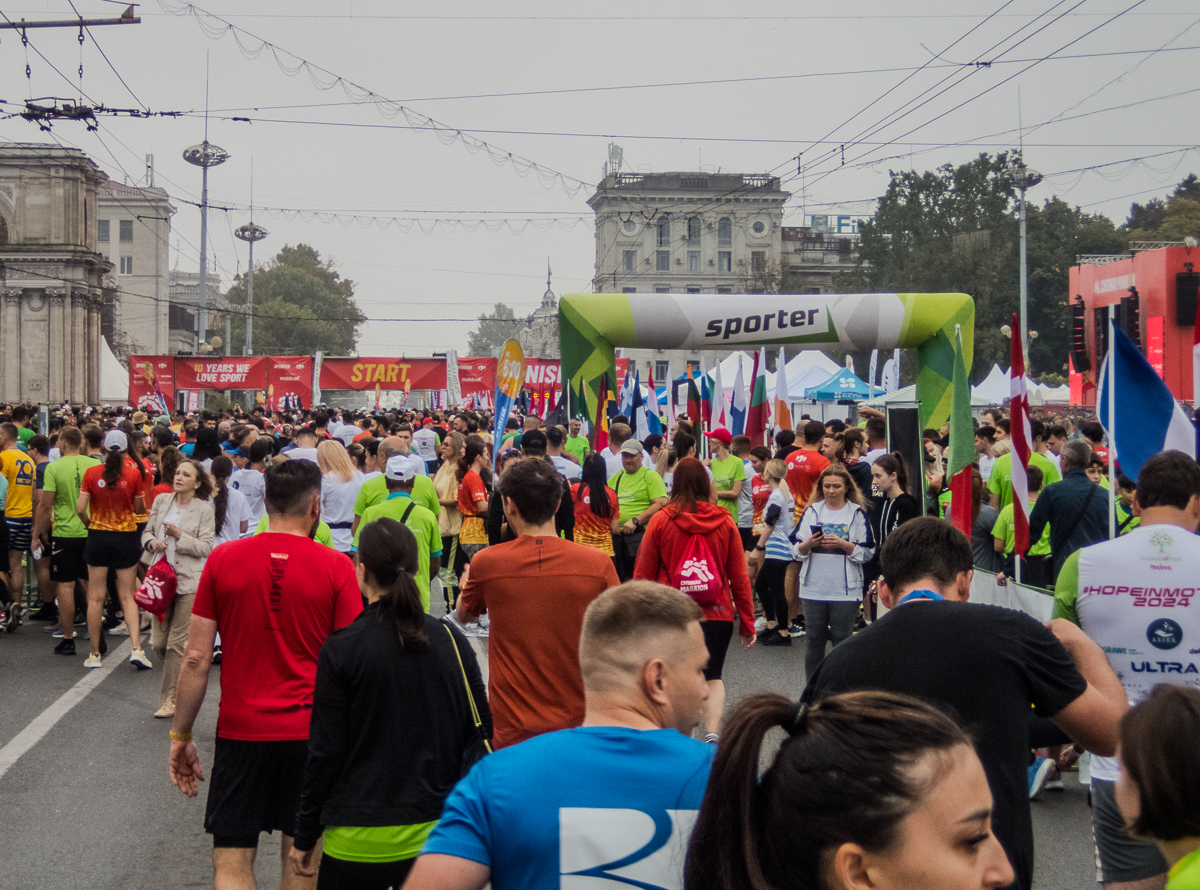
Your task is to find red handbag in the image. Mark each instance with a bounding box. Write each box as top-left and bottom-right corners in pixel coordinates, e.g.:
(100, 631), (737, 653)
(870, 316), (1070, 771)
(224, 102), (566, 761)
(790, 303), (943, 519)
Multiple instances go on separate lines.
(135, 555), (178, 620)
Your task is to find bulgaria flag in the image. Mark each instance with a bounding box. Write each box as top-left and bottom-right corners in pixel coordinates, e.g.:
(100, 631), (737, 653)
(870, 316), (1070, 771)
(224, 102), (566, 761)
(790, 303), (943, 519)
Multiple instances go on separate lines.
(947, 325), (975, 537)
(773, 347), (792, 433)
(1008, 314), (1033, 557)
(745, 349), (769, 446)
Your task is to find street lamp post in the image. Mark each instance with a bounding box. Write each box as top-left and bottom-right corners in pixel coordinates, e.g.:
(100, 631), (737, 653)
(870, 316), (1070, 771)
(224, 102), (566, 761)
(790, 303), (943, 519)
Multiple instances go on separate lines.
(234, 221), (268, 356)
(182, 142), (230, 352)
(1011, 160), (1043, 369)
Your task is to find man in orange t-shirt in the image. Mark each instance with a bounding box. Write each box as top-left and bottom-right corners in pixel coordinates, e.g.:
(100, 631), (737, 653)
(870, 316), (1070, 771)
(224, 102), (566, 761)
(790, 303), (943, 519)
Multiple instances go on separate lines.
(783, 420), (830, 630)
(455, 458), (619, 748)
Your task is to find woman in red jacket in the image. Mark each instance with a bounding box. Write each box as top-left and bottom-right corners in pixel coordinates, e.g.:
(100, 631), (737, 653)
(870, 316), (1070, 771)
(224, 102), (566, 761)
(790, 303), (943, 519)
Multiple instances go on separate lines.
(634, 457), (755, 743)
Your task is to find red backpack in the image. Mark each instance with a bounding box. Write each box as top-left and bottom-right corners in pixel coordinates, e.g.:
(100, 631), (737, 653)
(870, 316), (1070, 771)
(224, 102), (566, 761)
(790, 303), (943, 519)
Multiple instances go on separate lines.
(669, 527), (725, 607)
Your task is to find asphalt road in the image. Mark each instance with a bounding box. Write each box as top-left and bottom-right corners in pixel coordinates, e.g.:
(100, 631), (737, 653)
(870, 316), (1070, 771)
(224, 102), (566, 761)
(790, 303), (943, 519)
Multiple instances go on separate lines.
(0, 610), (1098, 890)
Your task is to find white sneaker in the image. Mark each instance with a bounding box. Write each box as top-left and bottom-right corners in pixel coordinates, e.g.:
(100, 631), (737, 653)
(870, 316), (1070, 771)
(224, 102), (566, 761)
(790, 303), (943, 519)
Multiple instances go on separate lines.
(129, 648), (153, 670)
(108, 620), (130, 636)
(84, 653), (102, 669)
(754, 616), (768, 631)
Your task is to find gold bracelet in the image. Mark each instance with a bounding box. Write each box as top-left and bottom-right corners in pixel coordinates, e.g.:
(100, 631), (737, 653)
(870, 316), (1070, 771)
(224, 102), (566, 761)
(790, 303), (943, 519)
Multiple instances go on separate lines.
(169, 730), (193, 743)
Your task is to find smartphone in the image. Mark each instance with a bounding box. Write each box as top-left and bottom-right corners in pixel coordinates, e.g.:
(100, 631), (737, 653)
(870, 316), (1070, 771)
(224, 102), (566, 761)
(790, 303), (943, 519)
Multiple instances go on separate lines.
(811, 525), (824, 537)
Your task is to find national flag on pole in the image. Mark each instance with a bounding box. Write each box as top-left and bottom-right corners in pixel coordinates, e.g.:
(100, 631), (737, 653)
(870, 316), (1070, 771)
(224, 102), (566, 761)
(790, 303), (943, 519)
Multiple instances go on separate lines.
(773, 347), (792, 433)
(686, 365), (702, 428)
(700, 357), (712, 429)
(1008, 314), (1033, 557)
(1193, 293), (1200, 450)
(546, 386), (568, 427)
(729, 355), (748, 436)
(570, 377), (590, 439)
(711, 361), (728, 429)
(618, 367), (635, 418)
(593, 373), (612, 452)
(746, 349), (769, 445)
(631, 370), (649, 437)
(645, 365), (663, 435)
(947, 325), (975, 537)
(663, 363), (676, 441)
(1098, 325), (1197, 478)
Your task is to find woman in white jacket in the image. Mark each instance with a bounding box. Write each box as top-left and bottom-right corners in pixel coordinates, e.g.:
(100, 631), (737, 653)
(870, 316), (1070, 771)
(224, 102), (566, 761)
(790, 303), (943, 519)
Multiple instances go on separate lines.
(792, 464), (875, 679)
(141, 459), (215, 717)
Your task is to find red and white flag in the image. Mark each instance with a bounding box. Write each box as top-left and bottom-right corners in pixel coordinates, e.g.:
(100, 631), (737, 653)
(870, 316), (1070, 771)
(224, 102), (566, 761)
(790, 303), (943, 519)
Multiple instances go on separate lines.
(1192, 293), (1200, 404)
(1009, 313), (1032, 558)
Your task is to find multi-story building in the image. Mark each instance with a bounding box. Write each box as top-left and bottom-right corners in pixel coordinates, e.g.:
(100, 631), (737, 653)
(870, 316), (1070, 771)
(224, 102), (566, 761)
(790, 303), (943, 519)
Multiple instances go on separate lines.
(169, 268), (224, 355)
(588, 170), (790, 381)
(0, 143), (111, 403)
(97, 177), (174, 356)
(781, 223), (862, 294)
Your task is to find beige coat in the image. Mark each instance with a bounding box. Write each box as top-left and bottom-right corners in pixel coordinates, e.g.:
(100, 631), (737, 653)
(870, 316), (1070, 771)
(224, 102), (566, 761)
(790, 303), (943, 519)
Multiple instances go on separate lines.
(141, 493), (215, 594)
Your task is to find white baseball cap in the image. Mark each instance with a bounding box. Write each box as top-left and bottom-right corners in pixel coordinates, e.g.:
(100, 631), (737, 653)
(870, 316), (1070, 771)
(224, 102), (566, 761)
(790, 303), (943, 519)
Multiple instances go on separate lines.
(103, 430), (128, 452)
(385, 454), (417, 482)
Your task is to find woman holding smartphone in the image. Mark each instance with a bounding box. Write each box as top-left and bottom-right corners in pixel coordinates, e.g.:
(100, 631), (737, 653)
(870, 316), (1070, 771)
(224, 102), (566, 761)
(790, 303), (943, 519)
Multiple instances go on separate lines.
(792, 465), (875, 678)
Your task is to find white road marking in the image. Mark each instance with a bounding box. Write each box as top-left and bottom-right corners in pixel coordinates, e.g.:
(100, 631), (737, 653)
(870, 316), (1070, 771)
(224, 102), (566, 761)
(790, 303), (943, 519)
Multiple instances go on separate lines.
(0, 640), (133, 781)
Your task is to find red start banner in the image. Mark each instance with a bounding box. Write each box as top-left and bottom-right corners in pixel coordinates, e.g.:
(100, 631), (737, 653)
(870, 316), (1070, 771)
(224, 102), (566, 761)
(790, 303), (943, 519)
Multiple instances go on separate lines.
(175, 357), (269, 390)
(458, 357), (496, 396)
(319, 357), (448, 391)
(523, 358), (561, 390)
(129, 356), (175, 410)
(268, 355), (313, 411)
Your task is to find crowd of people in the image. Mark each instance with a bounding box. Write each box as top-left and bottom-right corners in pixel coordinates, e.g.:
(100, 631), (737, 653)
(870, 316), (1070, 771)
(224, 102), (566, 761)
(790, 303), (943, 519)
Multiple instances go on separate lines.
(0, 396), (1196, 890)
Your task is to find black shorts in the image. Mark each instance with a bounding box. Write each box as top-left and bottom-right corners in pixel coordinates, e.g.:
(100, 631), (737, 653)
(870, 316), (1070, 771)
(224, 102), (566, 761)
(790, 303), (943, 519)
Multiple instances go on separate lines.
(701, 619), (735, 682)
(84, 530), (142, 570)
(50, 536), (89, 583)
(204, 737), (309, 846)
(738, 527), (755, 551)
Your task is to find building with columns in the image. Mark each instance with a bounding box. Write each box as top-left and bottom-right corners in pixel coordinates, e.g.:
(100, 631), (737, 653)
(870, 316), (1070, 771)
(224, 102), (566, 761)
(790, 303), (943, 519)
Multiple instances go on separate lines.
(0, 143), (112, 404)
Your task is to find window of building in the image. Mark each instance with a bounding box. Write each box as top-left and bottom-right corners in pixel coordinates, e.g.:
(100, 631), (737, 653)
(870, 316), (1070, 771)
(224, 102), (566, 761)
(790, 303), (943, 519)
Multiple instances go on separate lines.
(98, 220), (110, 242)
(119, 256), (133, 275)
(686, 287), (701, 294)
(718, 217), (732, 246)
(655, 360), (670, 381)
(622, 249), (636, 272)
(657, 214), (671, 247)
(717, 251), (732, 272)
(752, 221), (766, 235)
(687, 216), (701, 245)
(687, 250), (701, 272)
(751, 251), (766, 272)
(657, 250), (670, 272)
(119, 219), (133, 242)
(623, 287), (637, 293)
(622, 219), (637, 233)
(717, 287), (733, 294)
(655, 286), (670, 294)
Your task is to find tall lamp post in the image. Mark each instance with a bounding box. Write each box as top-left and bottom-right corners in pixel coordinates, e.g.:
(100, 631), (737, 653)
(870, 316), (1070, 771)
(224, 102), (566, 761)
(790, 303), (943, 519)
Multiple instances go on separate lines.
(182, 141), (230, 352)
(234, 221), (268, 355)
(1010, 159), (1043, 370)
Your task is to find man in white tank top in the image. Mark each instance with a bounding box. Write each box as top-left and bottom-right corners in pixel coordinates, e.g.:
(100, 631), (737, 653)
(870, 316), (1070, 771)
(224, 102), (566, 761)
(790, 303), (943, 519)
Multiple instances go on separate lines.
(1054, 450), (1200, 890)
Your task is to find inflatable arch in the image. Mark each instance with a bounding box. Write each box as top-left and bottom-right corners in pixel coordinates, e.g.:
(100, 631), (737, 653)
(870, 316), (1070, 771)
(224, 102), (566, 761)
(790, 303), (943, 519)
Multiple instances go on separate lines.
(558, 292), (974, 432)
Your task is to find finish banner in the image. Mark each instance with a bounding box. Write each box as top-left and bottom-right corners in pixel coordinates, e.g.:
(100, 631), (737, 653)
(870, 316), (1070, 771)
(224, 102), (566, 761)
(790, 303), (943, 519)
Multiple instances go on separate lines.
(176, 357), (269, 390)
(129, 356), (175, 411)
(319, 357), (447, 391)
(268, 356), (313, 411)
(458, 357), (496, 397)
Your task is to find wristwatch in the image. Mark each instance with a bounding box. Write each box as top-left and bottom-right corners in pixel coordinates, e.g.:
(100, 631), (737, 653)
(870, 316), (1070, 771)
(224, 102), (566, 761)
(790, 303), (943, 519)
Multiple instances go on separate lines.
(631, 516), (641, 528)
(754, 544), (766, 552)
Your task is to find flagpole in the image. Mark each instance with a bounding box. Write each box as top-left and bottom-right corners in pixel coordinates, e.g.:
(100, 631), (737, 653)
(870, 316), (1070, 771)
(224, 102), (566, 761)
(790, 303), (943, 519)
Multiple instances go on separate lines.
(1108, 306), (1117, 540)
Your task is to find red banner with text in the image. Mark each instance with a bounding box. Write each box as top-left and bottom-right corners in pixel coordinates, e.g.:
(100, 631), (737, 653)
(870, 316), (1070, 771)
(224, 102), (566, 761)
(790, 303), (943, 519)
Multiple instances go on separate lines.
(268, 356), (313, 411)
(319, 357), (447, 391)
(175, 357), (269, 391)
(129, 356), (175, 411)
(457, 357), (496, 396)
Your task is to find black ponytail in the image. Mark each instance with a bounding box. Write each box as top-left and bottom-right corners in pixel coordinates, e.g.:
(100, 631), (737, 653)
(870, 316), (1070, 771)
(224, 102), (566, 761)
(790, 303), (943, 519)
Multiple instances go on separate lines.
(358, 517), (428, 650)
(210, 455), (233, 533)
(102, 449), (124, 488)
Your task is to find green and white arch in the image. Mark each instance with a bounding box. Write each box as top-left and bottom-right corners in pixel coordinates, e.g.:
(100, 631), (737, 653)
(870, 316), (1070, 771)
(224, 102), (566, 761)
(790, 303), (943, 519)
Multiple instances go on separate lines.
(558, 292), (974, 432)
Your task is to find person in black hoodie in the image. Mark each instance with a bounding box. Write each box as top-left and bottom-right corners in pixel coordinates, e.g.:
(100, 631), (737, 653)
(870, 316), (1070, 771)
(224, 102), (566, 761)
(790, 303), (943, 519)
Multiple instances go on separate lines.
(863, 452), (920, 622)
(289, 517), (490, 890)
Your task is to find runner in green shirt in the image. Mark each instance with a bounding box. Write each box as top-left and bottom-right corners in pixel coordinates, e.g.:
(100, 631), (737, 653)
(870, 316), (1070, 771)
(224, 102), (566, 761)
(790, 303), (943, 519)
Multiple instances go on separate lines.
(704, 428), (745, 524)
(352, 456), (442, 612)
(991, 464), (1052, 588)
(353, 464), (439, 528)
(608, 443), (668, 525)
(565, 418), (589, 463)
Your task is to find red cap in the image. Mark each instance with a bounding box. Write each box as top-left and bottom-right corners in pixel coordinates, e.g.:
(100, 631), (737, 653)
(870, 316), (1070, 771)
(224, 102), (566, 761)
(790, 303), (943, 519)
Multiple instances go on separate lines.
(705, 428), (733, 446)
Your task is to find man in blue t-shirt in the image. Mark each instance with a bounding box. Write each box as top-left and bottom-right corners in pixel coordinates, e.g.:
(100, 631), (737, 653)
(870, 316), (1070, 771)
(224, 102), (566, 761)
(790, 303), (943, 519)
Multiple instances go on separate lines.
(407, 581), (715, 890)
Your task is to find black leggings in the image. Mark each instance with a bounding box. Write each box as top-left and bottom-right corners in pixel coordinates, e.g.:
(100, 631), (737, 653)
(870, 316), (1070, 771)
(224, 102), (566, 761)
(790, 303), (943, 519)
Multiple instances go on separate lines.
(317, 854), (415, 890)
(755, 559), (790, 626)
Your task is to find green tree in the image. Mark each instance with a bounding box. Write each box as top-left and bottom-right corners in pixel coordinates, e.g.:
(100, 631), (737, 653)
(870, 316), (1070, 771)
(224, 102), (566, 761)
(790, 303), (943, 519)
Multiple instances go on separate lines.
(466, 302), (523, 355)
(224, 244), (364, 356)
(1123, 173), (1200, 243)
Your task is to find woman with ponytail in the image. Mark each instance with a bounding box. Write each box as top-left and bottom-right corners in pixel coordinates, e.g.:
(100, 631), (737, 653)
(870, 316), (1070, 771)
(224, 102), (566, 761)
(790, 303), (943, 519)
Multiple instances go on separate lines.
(291, 518), (490, 890)
(685, 690), (1013, 890)
(455, 440), (490, 560)
(208, 456), (252, 545)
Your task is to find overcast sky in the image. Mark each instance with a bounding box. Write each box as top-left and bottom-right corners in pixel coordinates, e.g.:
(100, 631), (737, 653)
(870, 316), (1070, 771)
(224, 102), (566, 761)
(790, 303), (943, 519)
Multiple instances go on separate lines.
(3, 0), (1196, 357)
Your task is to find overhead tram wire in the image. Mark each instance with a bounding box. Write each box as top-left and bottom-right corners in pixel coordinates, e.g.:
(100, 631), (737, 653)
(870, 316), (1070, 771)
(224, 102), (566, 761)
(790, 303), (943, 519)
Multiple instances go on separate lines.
(65, 0), (149, 112)
(792, 0), (1154, 197)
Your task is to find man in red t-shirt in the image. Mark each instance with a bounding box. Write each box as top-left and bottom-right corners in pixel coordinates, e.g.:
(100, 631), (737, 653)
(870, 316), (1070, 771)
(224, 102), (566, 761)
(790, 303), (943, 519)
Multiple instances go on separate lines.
(455, 458), (619, 748)
(169, 460), (361, 887)
(784, 420), (830, 629)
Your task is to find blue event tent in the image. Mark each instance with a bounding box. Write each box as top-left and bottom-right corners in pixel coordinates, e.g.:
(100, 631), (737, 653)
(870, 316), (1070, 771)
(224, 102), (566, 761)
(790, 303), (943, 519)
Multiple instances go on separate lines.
(803, 369), (873, 402)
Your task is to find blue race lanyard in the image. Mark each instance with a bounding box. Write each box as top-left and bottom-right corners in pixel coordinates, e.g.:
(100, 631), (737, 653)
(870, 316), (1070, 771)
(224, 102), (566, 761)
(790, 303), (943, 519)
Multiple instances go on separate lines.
(897, 589), (945, 606)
